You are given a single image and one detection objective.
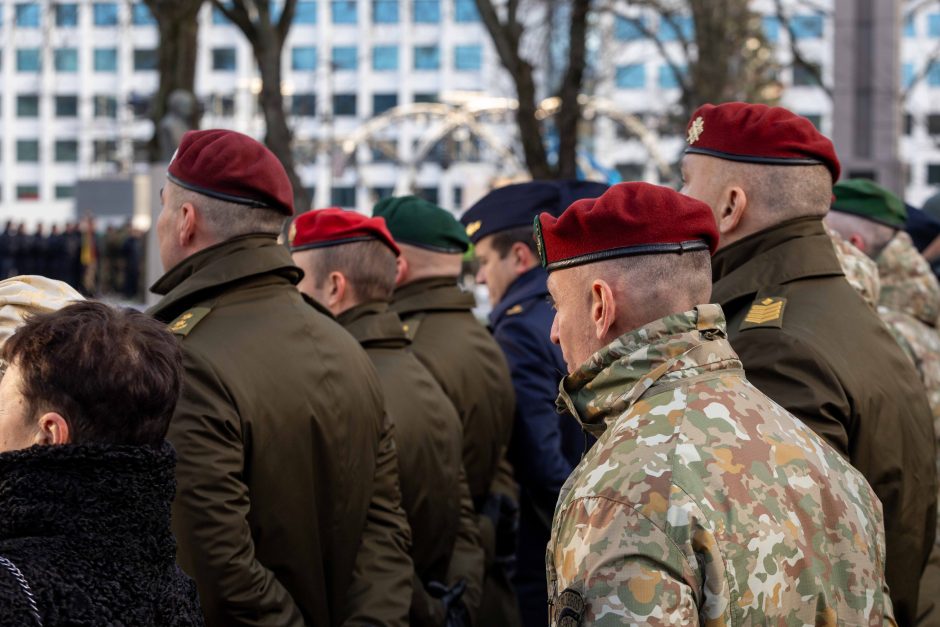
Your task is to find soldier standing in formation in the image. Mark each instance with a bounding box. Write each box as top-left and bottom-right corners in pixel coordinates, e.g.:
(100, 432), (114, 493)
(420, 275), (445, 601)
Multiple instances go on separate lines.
(679, 102), (937, 624)
(288, 208), (485, 625)
(147, 129), (413, 626)
(374, 196), (522, 626)
(540, 181), (893, 624)
(459, 180), (606, 627)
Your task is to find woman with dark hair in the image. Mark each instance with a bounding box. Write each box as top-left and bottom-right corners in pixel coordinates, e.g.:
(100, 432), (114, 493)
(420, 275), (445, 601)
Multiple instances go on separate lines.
(0, 300), (203, 626)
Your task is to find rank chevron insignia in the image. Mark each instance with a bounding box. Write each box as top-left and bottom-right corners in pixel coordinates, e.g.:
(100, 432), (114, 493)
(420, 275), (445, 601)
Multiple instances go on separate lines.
(741, 297), (787, 328)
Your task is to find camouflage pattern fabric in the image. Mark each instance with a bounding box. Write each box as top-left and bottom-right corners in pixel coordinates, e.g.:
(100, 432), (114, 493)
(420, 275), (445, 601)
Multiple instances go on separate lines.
(827, 225), (881, 309)
(546, 304), (894, 626)
(878, 231), (940, 327)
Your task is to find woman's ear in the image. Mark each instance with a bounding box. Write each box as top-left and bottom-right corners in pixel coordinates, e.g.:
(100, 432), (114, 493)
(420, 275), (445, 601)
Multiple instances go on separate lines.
(34, 412), (70, 446)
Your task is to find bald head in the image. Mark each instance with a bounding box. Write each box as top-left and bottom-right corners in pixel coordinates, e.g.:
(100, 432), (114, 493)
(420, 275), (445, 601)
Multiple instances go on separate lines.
(396, 242), (464, 286)
(824, 211), (897, 259)
(680, 154), (833, 249)
(547, 250), (712, 372)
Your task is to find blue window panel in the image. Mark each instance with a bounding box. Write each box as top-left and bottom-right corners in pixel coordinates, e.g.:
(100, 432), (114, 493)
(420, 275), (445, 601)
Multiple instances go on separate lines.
(16, 49), (41, 72)
(658, 64), (685, 89)
(929, 14), (940, 38)
(295, 1), (317, 23)
(454, 0), (478, 22)
(332, 46), (358, 70)
(615, 64), (645, 89)
(132, 3), (155, 25)
(454, 45), (481, 71)
(56, 4), (79, 27)
(93, 2), (119, 26)
(270, 1), (283, 22)
(212, 47), (237, 71)
(292, 46), (318, 70)
(15, 3), (41, 27)
(133, 48), (157, 70)
(414, 45), (440, 70)
(374, 0), (398, 23)
(615, 15), (646, 41)
(213, 5), (231, 24)
(658, 15), (693, 41)
(414, 0), (440, 23)
(902, 63), (915, 89)
(373, 93), (398, 114)
(929, 62), (940, 87)
(373, 45), (398, 70)
(904, 16), (915, 38)
(332, 0), (357, 23)
(762, 16), (779, 43)
(94, 48), (118, 72)
(791, 14), (823, 39)
(55, 48), (79, 72)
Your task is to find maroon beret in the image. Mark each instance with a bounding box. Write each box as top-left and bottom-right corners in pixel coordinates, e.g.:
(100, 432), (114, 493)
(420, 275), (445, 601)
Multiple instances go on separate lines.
(289, 208), (400, 256)
(535, 182), (718, 273)
(684, 102), (841, 182)
(167, 129), (295, 216)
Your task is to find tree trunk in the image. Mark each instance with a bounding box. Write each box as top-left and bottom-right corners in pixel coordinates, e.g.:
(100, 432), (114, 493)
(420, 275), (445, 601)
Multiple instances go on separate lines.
(556, 0), (590, 179)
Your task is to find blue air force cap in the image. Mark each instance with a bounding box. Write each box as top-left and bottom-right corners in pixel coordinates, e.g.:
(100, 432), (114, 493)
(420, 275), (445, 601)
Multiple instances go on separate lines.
(460, 180), (608, 244)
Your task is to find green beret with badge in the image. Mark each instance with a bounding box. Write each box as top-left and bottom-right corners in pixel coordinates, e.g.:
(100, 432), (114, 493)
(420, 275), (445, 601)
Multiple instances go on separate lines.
(373, 195), (470, 253)
(831, 179), (907, 229)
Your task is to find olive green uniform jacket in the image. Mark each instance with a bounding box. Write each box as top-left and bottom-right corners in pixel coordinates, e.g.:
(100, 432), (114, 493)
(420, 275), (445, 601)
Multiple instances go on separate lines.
(338, 301), (485, 625)
(149, 235), (413, 627)
(390, 277), (521, 626)
(712, 217), (938, 625)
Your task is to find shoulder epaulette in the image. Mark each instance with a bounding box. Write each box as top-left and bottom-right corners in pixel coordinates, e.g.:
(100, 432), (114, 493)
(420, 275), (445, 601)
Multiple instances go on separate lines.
(506, 304), (524, 316)
(168, 307), (212, 337)
(739, 297), (787, 331)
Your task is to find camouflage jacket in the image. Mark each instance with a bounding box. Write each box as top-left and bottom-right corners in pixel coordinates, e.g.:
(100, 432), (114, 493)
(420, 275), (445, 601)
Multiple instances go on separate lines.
(546, 304), (894, 626)
(878, 231), (940, 327)
(827, 226), (881, 309)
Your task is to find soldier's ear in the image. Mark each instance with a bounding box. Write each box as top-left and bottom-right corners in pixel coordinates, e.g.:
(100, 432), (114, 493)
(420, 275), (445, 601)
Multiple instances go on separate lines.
(394, 255), (408, 286)
(718, 186), (747, 235)
(591, 279), (616, 341)
(178, 202), (197, 248)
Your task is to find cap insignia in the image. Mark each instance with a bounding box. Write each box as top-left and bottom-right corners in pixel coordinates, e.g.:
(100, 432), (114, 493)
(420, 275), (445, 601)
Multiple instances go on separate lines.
(466, 220), (482, 237)
(533, 216), (547, 267)
(687, 116), (705, 145)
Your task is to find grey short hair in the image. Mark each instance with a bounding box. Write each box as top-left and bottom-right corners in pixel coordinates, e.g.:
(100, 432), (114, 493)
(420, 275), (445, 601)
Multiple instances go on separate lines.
(173, 185), (286, 240)
(722, 162), (833, 220)
(308, 240), (398, 302)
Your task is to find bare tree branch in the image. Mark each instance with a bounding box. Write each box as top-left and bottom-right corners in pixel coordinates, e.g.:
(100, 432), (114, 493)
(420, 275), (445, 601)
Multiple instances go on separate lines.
(773, 0), (832, 98)
(903, 39), (940, 99)
(604, 4), (692, 94)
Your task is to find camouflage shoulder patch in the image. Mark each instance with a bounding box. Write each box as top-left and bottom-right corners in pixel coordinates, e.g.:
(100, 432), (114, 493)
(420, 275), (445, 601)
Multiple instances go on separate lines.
(553, 588), (585, 627)
(740, 297), (787, 331)
(506, 304), (524, 316)
(168, 307), (212, 336)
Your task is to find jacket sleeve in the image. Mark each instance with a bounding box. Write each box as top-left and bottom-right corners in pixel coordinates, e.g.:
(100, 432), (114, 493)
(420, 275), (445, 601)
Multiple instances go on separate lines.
(342, 416), (414, 627)
(446, 463), (486, 619)
(495, 319), (578, 509)
(169, 346), (305, 627)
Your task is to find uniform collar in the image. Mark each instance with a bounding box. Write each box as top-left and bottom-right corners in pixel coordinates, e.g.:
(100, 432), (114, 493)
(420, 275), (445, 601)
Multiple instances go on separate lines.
(337, 301), (410, 348)
(148, 234), (301, 319)
(711, 216), (844, 305)
(489, 266), (549, 327)
(390, 276), (476, 316)
(556, 304), (741, 437)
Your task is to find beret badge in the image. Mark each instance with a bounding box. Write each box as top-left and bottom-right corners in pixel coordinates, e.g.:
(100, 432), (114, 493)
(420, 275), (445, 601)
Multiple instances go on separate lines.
(687, 116), (705, 145)
(533, 215), (547, 267)
(465, 220), (482, 237)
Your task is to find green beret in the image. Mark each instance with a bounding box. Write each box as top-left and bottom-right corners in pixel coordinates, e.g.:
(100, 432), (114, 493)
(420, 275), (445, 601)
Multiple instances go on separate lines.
(373, 195), (470, 253)
(831, 179), (907, 229)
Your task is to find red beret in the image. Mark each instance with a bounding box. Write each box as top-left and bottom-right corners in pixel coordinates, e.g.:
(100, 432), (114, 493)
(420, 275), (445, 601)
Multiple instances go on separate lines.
(535, 182), (718, 273)
(168, 129), (295, 216)
(289, 208), (400, 256)
(684, 102), (841, 182)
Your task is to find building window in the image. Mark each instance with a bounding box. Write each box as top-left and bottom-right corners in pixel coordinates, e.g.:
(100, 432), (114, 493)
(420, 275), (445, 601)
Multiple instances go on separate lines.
(16, 95), (39, 118)
(373, 187), (395, 200)
(295, 1), (317, 23)
(292, 46), (317, 70)
(800, 113), (822, 129)
(927, 114), (940, 135)
(331, 187), (356, 207)
(658, 15), (693, 41)
(132, 3), (155, 25)
(454, 45), (481, 71)
(616, 163), (644, 181)
(414, 92), (438, 103)
(332, 0), (357, 23)
(929, 164), (940, 185)
(373, 93), (398, 114)
(333, 94), (357, 116)
(134, 48), (158, 71)
(793, 64), (820, 87)
(904, 15), (915, 38)
(94, 95), (118, 118)
(374, 0), (398, 23)
(94, 139), (118, 162)
(658, 64), (685, 89)
(414, 45), (440, 70)
(94, 48), (118, 72)
(902, 63), (914, 89)
(615, 15), (646, 41)
(15, 3), (41, 27)
(55, 140), (79, 163)
(55, 95), (79, 117)
(17, 140), (40, 163)
(904, 113), (914, 135)
(206, 94), (235, 117)
(417, 187), (438, 204)
(929, 14), (940, 38)
(16, 49), (41, 73)
(16, 185), (40, 201)
(791, 14), (823, 39)
(55, 3), (80, 27)
(414, 0), (440, 23)
(93, 2), (119, 26)
(212, 5), (231, 24)
(54, 48), (79, 73)
(454, 0), (478, 22)
(926, 62), (940, 87)
(453, 186), (463, 208)
(291, 93), (317, 116)
(615, 64), (645, 89)
(55, 185), (75, 199)
(762, 16), (779, 43)
(373, 45), (398, 70)
(332, 46), (358, 71)
(371, 140), (397, 162)
(212, 47), (237, 71)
